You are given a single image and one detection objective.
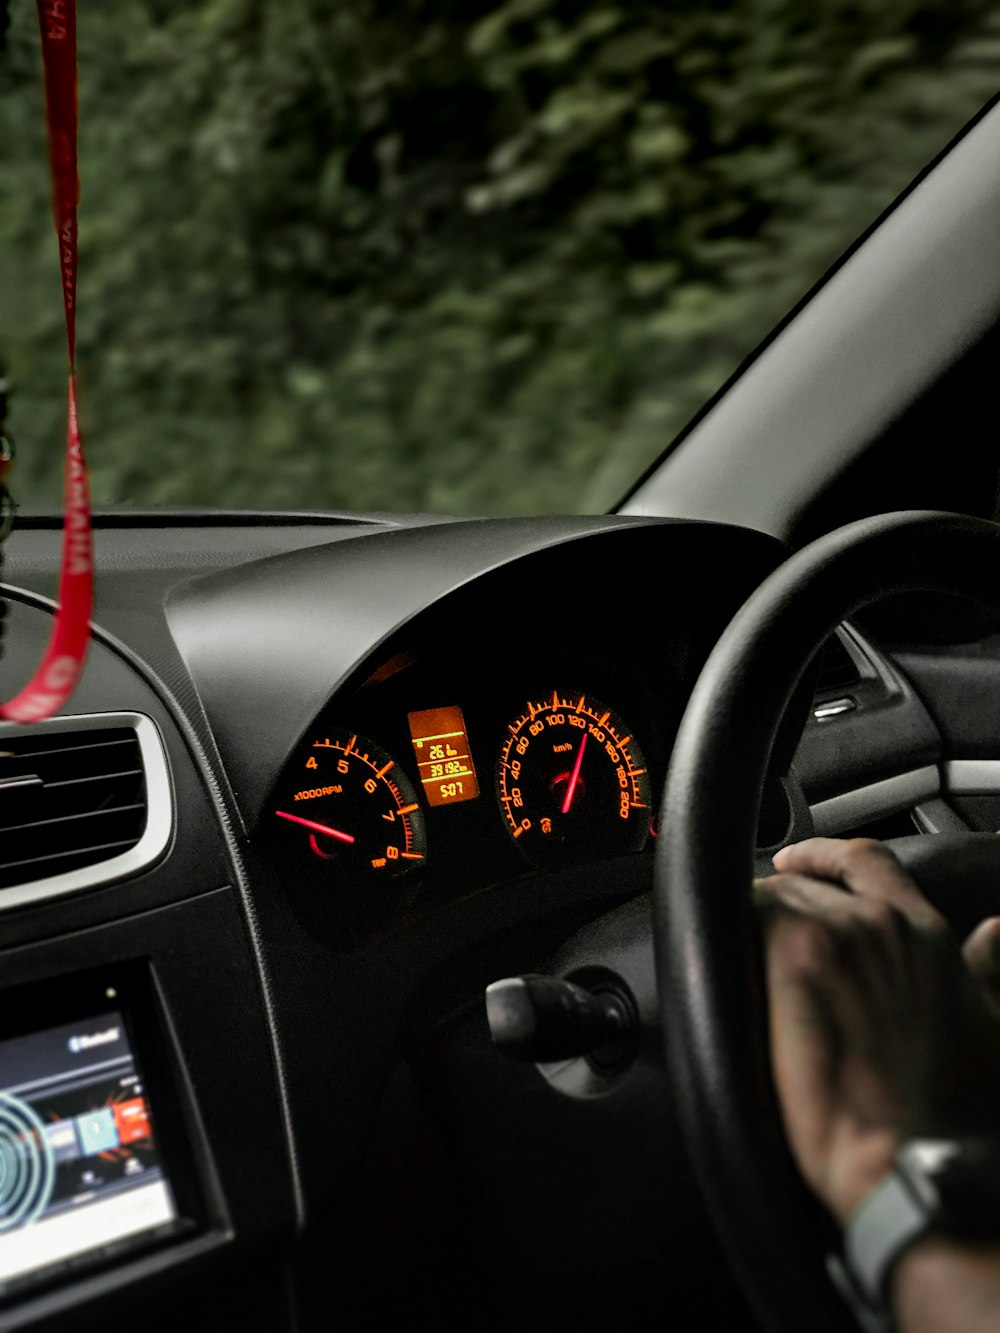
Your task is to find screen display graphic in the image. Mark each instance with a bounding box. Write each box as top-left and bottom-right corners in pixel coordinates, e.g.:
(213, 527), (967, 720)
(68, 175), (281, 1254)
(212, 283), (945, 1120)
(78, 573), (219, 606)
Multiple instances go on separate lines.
(407, 705), (480, 807)
(0, 1010), (180, 1296)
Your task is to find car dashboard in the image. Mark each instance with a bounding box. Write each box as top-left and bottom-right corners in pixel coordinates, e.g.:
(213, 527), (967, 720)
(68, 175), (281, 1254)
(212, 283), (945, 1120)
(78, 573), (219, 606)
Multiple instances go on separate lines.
(0, 510), (959, 1331)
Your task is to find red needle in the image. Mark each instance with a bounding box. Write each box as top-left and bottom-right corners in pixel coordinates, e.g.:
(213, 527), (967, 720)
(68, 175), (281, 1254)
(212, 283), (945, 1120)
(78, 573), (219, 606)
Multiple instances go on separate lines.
(275, 810), (355, 844)
(561, 733), (588, 815)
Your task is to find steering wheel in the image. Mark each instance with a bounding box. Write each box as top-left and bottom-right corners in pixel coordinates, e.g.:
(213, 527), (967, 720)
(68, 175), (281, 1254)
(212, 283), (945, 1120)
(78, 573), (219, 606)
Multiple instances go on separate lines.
(653, 510), (1000, 1332)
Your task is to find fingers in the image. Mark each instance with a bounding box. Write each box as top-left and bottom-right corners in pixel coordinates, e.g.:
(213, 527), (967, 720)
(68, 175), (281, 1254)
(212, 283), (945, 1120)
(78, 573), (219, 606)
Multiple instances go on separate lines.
(758, 903), (841, 1199)
(963, 917), (1000, 1009)
(758, 841), (1000, 1225)
(756, 871), (912, 1021)
(771, 837), (945, 931)
(756, 868), (909, 937)
(756, 875), (910, 1217)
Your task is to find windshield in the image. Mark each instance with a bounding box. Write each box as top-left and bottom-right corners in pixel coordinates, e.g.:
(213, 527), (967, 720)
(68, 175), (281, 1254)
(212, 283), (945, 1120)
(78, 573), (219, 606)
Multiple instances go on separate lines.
(1, 0), (998, 517)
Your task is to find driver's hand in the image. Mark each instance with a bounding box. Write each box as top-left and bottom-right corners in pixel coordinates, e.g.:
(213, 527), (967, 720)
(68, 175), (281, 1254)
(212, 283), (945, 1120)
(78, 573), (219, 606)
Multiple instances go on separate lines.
(756, 837), (1000, 1224)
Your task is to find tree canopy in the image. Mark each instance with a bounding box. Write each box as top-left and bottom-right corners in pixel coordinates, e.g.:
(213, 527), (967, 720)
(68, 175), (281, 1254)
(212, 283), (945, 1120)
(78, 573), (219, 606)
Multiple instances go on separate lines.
(2, 0), (998, 514)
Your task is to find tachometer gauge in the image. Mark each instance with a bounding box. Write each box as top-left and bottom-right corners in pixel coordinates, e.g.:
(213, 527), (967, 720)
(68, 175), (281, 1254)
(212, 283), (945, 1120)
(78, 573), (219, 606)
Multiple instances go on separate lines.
(273, 729), (426, 880)
(497, 691), (652, 867)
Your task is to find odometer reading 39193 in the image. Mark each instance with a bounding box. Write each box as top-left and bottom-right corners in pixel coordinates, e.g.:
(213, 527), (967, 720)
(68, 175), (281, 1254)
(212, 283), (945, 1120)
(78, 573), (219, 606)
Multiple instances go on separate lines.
(497, 691), (652, 867)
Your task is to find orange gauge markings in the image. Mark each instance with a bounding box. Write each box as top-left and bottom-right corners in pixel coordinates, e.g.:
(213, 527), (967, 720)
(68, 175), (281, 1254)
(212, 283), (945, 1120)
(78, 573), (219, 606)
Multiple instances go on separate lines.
(496, 691), (652, 868)
(276, 728), (427, 881)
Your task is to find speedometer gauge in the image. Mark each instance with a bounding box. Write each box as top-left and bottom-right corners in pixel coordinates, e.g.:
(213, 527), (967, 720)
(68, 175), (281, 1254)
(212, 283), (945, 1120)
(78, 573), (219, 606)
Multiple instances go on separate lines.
(497, 691), (652, 867)
(273, 729), (426, 880)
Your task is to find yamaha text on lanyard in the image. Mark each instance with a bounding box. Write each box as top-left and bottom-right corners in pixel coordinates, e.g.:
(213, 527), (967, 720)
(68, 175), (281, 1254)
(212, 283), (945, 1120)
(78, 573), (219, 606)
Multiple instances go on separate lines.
(0, 0), (93, 723)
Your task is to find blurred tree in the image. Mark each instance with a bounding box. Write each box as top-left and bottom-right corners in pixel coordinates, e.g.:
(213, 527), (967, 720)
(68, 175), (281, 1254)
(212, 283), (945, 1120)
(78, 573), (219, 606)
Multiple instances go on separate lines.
(1, 0), (998, 514)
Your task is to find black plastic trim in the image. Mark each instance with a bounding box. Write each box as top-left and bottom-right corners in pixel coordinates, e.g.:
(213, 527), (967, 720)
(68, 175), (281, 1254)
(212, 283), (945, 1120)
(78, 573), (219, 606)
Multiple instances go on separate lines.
(795, 626), (940, 802)
(0, 583), (305, 1232)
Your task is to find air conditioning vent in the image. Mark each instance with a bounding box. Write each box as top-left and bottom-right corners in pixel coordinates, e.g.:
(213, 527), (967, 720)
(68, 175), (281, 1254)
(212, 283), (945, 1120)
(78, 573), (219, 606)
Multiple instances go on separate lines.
(814, 633), (861, 697)
(0, 713), (171, 906)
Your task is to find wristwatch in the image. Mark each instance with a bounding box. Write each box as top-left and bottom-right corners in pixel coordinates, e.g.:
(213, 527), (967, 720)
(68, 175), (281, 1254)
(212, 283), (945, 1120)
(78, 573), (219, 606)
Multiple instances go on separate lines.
(836, 1137), (1000, 1324)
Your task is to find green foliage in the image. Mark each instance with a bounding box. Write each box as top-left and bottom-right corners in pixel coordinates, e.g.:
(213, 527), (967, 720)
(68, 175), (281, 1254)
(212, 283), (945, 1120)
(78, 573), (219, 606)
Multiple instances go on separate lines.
(1, 0), (999, 514)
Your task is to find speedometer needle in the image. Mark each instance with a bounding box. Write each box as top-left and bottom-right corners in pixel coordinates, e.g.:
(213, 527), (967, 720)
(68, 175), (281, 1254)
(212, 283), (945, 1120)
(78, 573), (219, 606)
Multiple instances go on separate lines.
(561, 733), (588, 815)
(275, 810), (355, 843)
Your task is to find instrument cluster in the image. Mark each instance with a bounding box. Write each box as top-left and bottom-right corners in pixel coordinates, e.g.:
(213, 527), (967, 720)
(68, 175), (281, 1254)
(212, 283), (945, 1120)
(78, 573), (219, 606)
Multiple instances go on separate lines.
(263, 617), (687, 939)
(255, 518), (789, 944)
(270, 687), (656, 885)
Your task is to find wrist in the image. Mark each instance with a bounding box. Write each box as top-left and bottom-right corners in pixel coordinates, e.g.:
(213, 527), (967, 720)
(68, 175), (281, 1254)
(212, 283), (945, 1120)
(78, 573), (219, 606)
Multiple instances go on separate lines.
(892, 1236), (1000, 1333)
(828, 1132), (901, 1225)
(839, 1138), (1000, 1323)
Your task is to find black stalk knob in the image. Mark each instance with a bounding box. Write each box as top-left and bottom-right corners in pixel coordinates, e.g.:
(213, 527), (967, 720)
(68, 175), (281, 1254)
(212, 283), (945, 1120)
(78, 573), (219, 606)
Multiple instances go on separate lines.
(485, 973), (632, 1063)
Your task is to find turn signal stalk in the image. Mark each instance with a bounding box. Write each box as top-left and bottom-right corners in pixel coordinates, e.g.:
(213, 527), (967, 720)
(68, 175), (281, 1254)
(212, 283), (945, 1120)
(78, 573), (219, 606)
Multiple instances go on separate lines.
(485, 973), (633, 1063)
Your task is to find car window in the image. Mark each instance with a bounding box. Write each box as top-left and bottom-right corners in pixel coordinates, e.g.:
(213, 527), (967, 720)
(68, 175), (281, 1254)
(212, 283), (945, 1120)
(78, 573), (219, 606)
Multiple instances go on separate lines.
(1, 0), (999, 516)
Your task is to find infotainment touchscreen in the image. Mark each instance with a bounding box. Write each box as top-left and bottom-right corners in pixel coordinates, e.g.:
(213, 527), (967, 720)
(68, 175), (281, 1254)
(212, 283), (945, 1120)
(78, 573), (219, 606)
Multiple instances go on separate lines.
(0, 1008), (183, 1296)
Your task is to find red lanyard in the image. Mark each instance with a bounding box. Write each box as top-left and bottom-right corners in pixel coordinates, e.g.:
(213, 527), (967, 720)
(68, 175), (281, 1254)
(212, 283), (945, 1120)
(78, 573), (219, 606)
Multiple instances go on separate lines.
(0, 0), (93, 722)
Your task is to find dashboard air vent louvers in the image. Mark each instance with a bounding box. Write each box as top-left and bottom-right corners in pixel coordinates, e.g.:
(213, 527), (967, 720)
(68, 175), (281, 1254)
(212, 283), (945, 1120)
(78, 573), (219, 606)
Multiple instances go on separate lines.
(0, 725), (147, 891)
(814, 634), (861, 697)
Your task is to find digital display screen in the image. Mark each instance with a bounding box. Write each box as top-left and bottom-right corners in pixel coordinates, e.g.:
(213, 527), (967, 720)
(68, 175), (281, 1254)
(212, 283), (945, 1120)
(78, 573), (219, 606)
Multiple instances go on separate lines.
(407, 705), (480, 807)
(0, 1009), (181, 1297)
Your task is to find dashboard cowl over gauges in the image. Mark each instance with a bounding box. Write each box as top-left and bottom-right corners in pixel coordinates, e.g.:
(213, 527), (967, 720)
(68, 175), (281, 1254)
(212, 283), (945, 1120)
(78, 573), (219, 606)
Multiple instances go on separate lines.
(205, 519), (799, 946)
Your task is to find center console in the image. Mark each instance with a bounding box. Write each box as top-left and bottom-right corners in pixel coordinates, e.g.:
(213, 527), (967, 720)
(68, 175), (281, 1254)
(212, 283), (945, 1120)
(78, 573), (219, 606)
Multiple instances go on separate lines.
(0, 601), (299, 1333)
(0, 967), (204, 1306)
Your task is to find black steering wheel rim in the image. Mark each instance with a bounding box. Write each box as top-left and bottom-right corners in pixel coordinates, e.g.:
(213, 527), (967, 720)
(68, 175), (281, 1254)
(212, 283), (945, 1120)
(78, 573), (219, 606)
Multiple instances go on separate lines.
(653, 510), (1000, 1332)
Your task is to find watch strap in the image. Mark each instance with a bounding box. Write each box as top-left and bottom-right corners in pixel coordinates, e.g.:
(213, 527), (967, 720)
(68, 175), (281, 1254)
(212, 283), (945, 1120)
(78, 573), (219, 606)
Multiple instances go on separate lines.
(844, 1167), (931, 1310)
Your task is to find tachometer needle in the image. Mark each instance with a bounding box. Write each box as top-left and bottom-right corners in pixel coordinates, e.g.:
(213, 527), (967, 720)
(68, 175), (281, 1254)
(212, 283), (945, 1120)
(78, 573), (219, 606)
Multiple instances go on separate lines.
(561, 733), (588, 815)
(275, 810), (355, 844)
